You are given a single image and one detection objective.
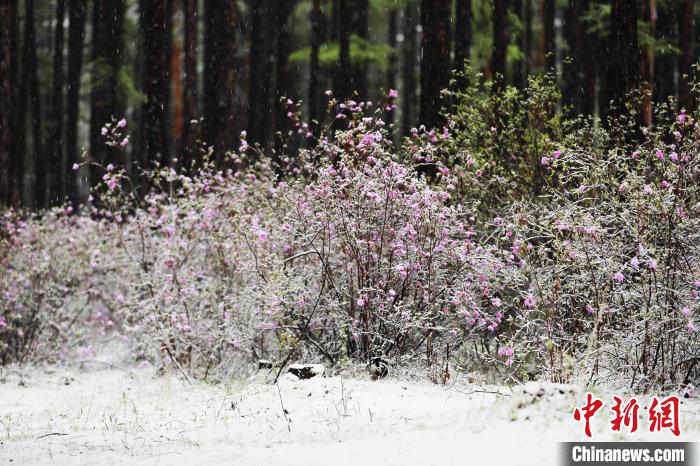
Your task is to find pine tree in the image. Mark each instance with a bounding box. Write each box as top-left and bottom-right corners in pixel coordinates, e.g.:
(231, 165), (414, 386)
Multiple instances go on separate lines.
(419, 0), (451, 128)
(66, 0), (87, 206)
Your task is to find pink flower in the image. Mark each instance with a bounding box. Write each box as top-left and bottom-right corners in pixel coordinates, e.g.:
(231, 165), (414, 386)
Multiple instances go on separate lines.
(0, 315), (6, 328)
(117, 118), (127, 128)
(630, 257), (640, 267)
(677, 112), (688, 124)
(524, 294), (536, 309)
(491, 297), (502, 308)
(613, 272), (625, 283)
(257, 230), (268, 242)
(356, 298), (365, 307)
(72, 163), (80, 171)
(388, 89), (398, 98)
(631, 151), (639, 160)
(101, 127), (108, 136)
(655, 149), (665, 160)
(648, 259), (658, 270)
(120, 137), (129, 147)
(586, 305), (596, 314)
(681, 307), (692, 316)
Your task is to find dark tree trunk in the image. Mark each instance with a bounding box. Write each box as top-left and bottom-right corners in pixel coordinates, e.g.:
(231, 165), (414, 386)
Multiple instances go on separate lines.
(248, 0), (275, 151)
(141, 0), (170, 167)
(11, 0), (23, 206)
(90, 0), (126, 188)
(419, 0), (451, 128)
(491, 0), (508, 91)
(654, 0), (677, 105)
(0, 0), (13, 205)
(274, 0), (297, 153)
(512, 0), (525, 89)
(309, 0), (324, 128)
(24, 0), (44, 208)
(601, 0), (640, 123)
(336, 0), (352, 101)
(454, 0), (472, 73)
(181, 0), (198, 168)
(49, 0), (66, 205)
(350, 0), (369, 100)
(678, 0), (694, 110)
(543, 0), (555, 72)
(563, 0), (588, 113)
(401, 3), (418, 136)
(203, 0), (237, 155)
(386, 8), (398, 141)
(524, 0), (532, 78)
(66, 0), (87, 206)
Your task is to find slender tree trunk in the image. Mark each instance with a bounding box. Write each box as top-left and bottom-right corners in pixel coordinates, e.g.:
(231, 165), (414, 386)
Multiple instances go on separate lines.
(639, 0), (654, 126)
(454, 0), (472, 73)
(12, 0), (24, 206)
(66, 0), (86, 206)
(274, 0), (297, 154)
(0, 0), (13, 205)
(601, 0), (640, 123)
(49, 0), (66, 205)
(203, 0), (237, 155)
(336, 0), (352, 101)
(25, 0), (44, 208)
(563, 0), (587, 113)
(386, 8), (398, 141)
(142, 0), (170, 167)
(543, 0), (556, 72)
(90, 0), (126, 188)
(678, 0), (694, 110)
(181, 0), (198, 168)
(491, 0), (508, 91)
(309, 0), (324, 128)
(350, 0), (369, 100)
(524, 0), (532, 77)
(654, 0), (677, 106)
(401, 3), (418, 136)
(512, 0), (525, 89)
(420, 0), (451, 128)
(248, 0), (275, 151)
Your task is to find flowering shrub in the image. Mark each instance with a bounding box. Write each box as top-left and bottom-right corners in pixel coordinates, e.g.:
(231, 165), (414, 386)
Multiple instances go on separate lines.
(0, 85), (698, 391)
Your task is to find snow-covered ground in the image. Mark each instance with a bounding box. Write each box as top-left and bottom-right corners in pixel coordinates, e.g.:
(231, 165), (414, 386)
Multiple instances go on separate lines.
(1, 364), (698, 465)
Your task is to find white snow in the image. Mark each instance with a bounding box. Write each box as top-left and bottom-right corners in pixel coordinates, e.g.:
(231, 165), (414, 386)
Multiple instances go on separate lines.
(1, 364), (698, 465)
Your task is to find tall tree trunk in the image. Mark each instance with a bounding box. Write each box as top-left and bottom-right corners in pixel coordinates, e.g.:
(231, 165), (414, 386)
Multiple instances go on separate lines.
(678, 0), (694, 110)
(654, 0), (677, 106)
(274, 0), (297, 154)
(639, 0), (654, 126)
(49, 0), (66, 205)
(524, 0), (532, 78)
(491, 0), (508, 91)
(512, 0), (525, 88)
(309, 0), (324, 128)
(90, 0), (126, 188)
(350, 0), (369, 100)
(386, 7), (398, 141)
(335, 0), (352, 101)
(543, 0), (556, 72)
(0, 0), (13, 205)
(248, 0), (275, 151)
(142, 0), (170, 167)
(66, 0), (86, 206)
(419, 0), (451, 128)
(203, 0), (237, 155)
(181, 0), (198, 168)
(401, 3), (418, 136)
(25, 0), (44, 208)
(601, 0), (640, 123)
(454, 0), (472, 73)
(11, 0), (24, 206)
(563, 0), (587, 113)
